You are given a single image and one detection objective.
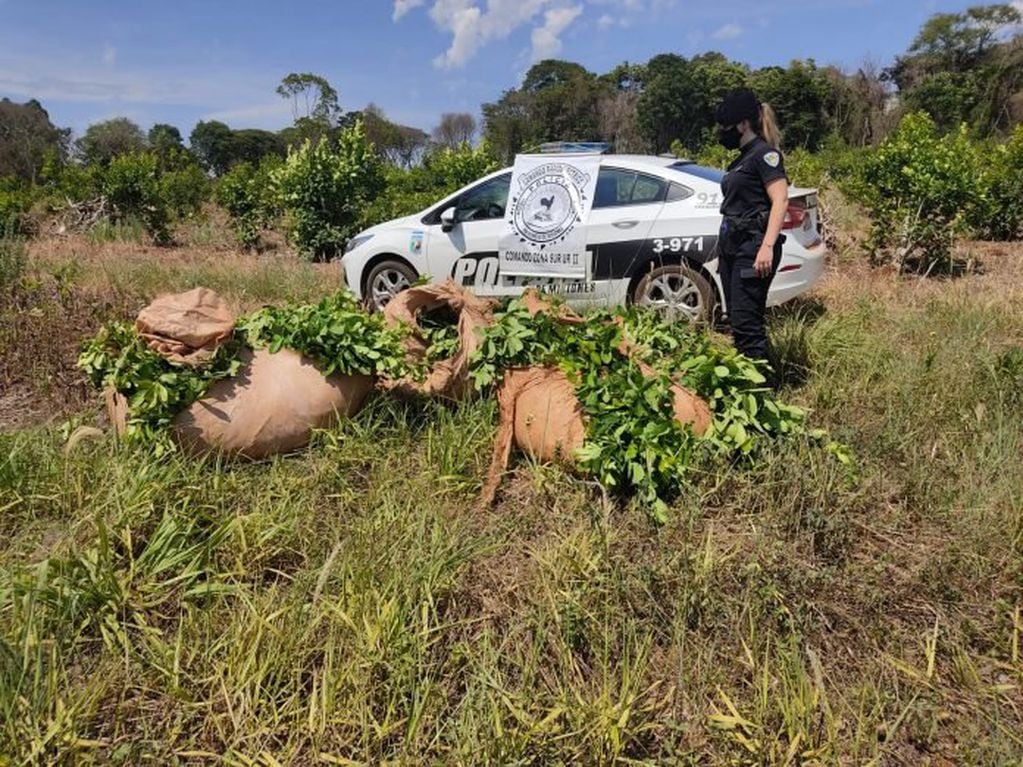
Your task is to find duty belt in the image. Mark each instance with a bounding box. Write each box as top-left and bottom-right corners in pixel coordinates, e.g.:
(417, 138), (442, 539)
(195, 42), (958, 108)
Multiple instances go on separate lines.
(722, 210), (769, 235)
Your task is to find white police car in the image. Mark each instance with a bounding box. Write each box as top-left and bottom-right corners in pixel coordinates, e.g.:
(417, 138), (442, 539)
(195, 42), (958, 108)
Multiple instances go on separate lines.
(342, 154), (825, 321)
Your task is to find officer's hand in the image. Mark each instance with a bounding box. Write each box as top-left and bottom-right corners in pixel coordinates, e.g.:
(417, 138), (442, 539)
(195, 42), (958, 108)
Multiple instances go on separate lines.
(754, 244), (774, 277)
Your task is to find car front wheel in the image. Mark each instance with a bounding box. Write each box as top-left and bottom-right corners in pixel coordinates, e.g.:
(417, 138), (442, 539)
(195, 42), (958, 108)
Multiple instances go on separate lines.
(364, 259), (417, 312)
(631, 263), (715, 323)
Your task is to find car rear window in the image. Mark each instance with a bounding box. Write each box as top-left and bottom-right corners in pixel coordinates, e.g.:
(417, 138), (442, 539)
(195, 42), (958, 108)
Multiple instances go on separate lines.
(670, 162), (725, 183)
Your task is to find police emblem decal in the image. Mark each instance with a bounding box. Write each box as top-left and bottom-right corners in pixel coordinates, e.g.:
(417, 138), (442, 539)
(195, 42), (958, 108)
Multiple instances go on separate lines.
(507, 162), (590, 250)
(763, 151), (780, 168)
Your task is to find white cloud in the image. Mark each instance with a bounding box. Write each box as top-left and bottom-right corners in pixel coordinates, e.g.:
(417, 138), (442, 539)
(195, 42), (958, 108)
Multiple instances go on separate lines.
(531, 5), (583, 60)
(399, 0), (677, 69)
(428, 0), (562, 69)
(393, 0), (426, 21)
(102, 44), (116, 66)
(711, 22), (743, 40)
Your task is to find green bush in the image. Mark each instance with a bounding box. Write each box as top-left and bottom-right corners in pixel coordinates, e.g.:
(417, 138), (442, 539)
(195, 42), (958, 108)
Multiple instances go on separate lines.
(273, 120), (384, 261)
(860, 112), (982, 272)
(689, 141), (735, 170)
(45, 162), (104, 204)
(215, 157), (281, 249)
(102, 152), (172, 245)
(160, 164), (210, 219)
(971, 126), (1023, 241)
(361, 142), (500, 228)
(422, 140), (500, 190)
(0, 178), (35, 238)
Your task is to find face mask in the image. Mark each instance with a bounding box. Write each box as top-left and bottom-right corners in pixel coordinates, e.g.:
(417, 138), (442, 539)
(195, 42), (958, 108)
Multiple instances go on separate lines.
(718, 125), (742, 150)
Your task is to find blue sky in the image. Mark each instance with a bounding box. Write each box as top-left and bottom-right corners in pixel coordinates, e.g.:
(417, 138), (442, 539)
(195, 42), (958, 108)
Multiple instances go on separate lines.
(0, 0), (1012, 139)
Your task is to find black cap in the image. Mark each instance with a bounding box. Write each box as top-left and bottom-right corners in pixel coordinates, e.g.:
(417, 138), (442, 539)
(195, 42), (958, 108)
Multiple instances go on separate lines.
(716, 89), (760, 126)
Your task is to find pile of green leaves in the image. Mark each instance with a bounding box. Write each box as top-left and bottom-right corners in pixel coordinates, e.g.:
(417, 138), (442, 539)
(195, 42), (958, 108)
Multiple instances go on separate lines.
(237, 290), (409, 379)
(78, 322), (242, 451)
(615, 309), (807, 455)
(470, 298), (819, 520)
(418, 307), (462, 365)
(79, 290), (412, 450)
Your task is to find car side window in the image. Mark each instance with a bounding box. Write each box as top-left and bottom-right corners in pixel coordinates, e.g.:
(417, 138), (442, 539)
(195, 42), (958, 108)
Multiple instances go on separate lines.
(632, 173), (666, 204)
(593, 168), (666, 209)
(594, 168), (635, 208)
(454, 173), (511, 222)
(666, 182), (694, 202)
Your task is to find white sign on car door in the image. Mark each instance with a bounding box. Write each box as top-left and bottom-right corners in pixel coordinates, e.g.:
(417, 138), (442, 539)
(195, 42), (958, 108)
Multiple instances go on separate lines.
(498, 154), (601, 279)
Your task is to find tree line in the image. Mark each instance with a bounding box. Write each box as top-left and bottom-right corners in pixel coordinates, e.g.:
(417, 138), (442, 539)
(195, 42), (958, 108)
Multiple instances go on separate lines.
(4, 3), (1020, 185)
(0, 3), (1020, 262)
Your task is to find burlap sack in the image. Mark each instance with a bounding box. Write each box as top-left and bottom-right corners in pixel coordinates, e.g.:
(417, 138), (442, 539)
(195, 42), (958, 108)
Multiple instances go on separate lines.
(518, 288), (584, 324)
(135, 287), (235, 366)
(381, 280), (495, 400)
(479, 366), (586, 507)
(171, 347), (373, 459)
(478, 361), (713, 507)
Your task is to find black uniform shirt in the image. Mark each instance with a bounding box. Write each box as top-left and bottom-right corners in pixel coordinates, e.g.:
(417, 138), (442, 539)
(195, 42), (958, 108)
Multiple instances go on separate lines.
(719, 136), (788, 219)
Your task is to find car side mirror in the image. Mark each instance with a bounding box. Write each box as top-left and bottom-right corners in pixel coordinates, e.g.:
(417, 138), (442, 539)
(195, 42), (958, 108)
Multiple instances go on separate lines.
(440, 206), (457, 232)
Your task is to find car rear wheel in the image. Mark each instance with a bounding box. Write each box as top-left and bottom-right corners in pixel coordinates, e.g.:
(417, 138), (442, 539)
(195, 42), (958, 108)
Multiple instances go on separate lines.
(631, 263), (715, 323)
(364, 259), (417, 312)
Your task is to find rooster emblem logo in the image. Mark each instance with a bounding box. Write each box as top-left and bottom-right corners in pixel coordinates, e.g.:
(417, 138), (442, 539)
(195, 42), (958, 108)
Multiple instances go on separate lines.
(532, 195), (556, 222)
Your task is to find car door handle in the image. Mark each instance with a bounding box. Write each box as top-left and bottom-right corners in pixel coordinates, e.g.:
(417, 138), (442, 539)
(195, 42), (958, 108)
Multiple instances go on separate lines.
(612, 220), (639, 229)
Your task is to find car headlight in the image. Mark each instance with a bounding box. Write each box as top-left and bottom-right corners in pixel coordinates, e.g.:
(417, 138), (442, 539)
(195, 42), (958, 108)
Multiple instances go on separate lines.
(345, 234), (373, 254)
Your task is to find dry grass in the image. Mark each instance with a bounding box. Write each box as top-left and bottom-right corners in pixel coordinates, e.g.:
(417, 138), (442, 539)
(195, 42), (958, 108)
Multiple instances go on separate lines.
(1, 230), (1022, 764)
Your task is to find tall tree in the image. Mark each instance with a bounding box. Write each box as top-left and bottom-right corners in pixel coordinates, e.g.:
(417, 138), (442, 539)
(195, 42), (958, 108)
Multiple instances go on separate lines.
(75, 117), (147, 165)
(751, 60), (833, 150)
(432, 113), (477, 148)
(907, 3), (1020, 70)
(886, 4), (1021, 133)
(189, 120), (234, 175)
(276, 72), (341, 123)
(482, 89), (534, 163)
(0, 98), (69, 181)
(529, 60), (604, 142)
(596, 62), (648, 152)
(636, 54), (699, 152)
(148, 124), (183, 155)
(148, 123), (191, 170)
(362, 105), (429, 168)
(822, 61), (893, 146)
(482, 60), (604, 160)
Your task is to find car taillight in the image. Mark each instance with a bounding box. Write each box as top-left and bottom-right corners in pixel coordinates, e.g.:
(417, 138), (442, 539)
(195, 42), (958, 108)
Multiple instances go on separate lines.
(783, 200), (807, 230)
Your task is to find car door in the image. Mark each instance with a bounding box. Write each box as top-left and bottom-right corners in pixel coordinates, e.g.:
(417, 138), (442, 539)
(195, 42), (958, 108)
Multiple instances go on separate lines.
(424, 173), (511, 295)
(584, 167), (667, 306)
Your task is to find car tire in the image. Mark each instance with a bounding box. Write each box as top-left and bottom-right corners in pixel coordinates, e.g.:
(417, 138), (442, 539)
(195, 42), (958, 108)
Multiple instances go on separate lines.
(364, 259), (418, 312)
(630, 263), (715, 324)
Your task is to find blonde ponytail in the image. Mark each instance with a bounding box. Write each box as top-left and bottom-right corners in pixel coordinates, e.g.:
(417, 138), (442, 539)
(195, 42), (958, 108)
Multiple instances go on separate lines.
(758, 103), (782, 149)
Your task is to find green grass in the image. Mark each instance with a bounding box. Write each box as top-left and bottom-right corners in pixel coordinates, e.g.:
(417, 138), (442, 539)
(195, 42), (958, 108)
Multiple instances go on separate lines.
(1, 245), (1023, 763)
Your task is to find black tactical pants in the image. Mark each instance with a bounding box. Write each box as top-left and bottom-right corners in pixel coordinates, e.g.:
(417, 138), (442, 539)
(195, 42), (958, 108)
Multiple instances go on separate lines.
(717, 223), (783, 372)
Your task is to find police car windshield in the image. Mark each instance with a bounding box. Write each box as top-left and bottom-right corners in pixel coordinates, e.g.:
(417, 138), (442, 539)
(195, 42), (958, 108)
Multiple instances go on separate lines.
(670, 162), (725, 183)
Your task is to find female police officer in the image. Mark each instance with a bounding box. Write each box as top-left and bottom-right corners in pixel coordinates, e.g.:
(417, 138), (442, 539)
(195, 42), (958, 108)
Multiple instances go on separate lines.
(714, 89), (788, 382)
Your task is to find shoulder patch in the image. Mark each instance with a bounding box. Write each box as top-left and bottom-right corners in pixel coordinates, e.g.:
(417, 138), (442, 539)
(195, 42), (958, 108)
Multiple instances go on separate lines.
(763, 151), (780, 168)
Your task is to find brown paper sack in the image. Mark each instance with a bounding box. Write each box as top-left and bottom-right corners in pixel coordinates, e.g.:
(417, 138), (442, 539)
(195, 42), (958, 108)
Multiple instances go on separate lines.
(381, 280), (495, 400)
(135, 287), (235, 366)
(478, 364), (713, 508)
(478, 367), (585, 507)
(171, 347), (373, 459)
